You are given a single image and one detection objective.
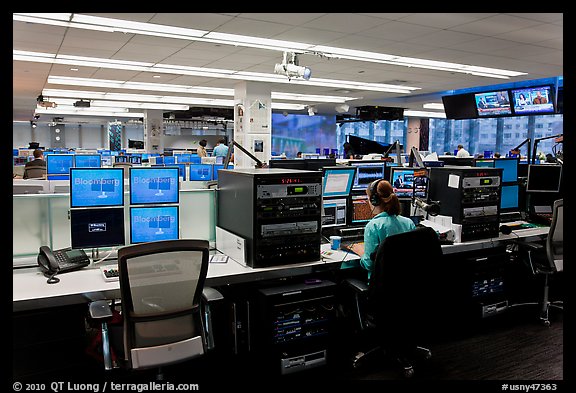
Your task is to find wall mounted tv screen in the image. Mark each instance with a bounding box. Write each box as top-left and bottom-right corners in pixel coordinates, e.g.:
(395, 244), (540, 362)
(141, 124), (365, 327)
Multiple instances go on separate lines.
(441, 93), (477, 120)
(474, 90), (512, 117)
(511, 85), (555, 115)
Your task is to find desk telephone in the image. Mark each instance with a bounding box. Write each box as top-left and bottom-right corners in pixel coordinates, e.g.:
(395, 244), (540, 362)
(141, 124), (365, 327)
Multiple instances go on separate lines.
(38, 246), (91, 283)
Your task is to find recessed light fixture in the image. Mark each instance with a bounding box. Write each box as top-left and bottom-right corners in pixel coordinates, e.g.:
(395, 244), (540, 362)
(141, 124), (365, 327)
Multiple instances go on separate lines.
(153, 75), (161, 78)
(70, 68), (79, 71)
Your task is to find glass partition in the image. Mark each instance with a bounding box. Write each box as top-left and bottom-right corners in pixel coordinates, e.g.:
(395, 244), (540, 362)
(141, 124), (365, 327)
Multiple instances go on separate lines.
(13, 189), (217, 262)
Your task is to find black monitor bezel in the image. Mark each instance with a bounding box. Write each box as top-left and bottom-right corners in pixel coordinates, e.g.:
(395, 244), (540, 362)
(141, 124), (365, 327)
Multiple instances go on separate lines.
(70, 207), (126, 250)
(525, 164), (562, 193)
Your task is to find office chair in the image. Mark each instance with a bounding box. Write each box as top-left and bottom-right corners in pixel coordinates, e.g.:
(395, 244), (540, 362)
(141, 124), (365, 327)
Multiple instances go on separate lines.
(508, 199), (563, 326)
(342, 226), (444, 378)
(88, 239), (223, 379)
(23, 165), (46, 179)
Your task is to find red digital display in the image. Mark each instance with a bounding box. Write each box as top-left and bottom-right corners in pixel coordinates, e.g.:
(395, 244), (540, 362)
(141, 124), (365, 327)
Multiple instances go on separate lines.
(281, 178), (304, 184)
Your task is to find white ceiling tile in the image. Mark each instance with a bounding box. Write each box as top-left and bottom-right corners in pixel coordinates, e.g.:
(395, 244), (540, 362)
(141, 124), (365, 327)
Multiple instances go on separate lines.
(359, 21), (439, 41)
(450, 14), (544, 36)
(236, 13), (327, 26)
(396, 13), (498, 28)
(300, 13), (389, 34)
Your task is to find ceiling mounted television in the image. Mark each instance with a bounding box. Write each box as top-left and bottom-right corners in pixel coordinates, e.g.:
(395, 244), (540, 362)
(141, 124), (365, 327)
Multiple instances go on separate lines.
(474, 90), (512, 117)
(441, 93), (477, 120)
(511, 85), (555, 115)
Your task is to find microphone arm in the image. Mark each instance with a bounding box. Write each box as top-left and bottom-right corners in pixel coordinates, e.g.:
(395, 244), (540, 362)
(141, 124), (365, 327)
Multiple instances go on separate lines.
(412, 196), (441, 217)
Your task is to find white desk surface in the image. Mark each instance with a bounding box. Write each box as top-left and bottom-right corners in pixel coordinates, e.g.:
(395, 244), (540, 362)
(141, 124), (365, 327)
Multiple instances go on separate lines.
(13, 224), (548, 312)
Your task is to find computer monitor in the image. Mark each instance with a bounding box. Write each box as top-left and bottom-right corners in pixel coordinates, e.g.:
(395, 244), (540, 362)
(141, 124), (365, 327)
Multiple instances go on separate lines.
(500, 184), (519, 211)
(306, 158), (337, 171)
(188, 164), (213, 181)
(115, 155), (128, 163)
(129, 155), (142, 165)
(101, 156), (113, 166)
(175, 153), (192, 164)
(70, 207), (125, 249)
(322, 197), (348, 228)
(268, 159), (308, 170)
(390, 167), (420, 200)
(189, 155), (202, 164)
(494, 158), (519, 183)
(74, 154), (101, 168)
(163, 156), (176, 165)
(322, 166), (356, 198)
(167, 164), (186, 181)
(213, 164), (233, 181)
(474, 158), (495, 168)
(350, 194), (373, 225)
(70, 168), (124, 208)
(526, 164), (562, 192)
(129, 167), (180, 205)
(130, 205), (179, 244)
(46, 154), (75, 180)
(215, 156), (224, 165)
(349, 161), (386, 191)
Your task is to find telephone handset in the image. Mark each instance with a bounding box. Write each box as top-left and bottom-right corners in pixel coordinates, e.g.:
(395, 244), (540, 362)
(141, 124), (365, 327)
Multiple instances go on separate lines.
(38, 246), (91, 284)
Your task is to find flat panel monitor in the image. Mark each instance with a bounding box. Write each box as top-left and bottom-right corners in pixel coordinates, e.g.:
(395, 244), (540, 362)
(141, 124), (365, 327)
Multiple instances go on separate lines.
(526, 164), (562, 192)
(175, 153), (192, 163)
(322, 166), (356, 198)
(213, 164), (233, 181)
(115, 155), (128, 163)
(189, 155), (202, 164)
(511, 85), (555, 115)
(474, 158), (495, 168)
(129, 155), (142, 165)
(46, 154), (74, 180)
(494, 158), (519, 183)
(130, 205), (179, 244)
(474, 90), (512, 117)
(74, 154), (101, 168)
(215, 156), (224, 165)
(163, 156), (176, 165)
(322, 197), (348, 228)
(349, 161), (386, 191)
(500, 184), (519, 211)
(188, 164), (213, 181)
(70, 168), (124, 208)
(129, 167), (180, 205)
(306, 158), (337, 171)
(350, 194), (372, 225)
(167, 164), (186, 181)
(70, 207), (125, 249)
(441, 93), (477, 120)
(101, 156), (113, 166)
(390, 167), (428, 200)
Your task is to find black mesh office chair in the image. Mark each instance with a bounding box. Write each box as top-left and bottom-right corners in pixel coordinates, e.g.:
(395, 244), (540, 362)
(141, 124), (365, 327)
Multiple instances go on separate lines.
(343, 226), (444, 378)
(88, 239), (223, 379)
(508, 198), (563, 326)
(23, 165), (46, 179)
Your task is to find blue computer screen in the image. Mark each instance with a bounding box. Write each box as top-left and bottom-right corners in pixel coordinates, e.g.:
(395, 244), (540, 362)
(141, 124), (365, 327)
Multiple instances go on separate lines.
(70, 168), (124, 208)
(129, 167), (179, 205)
(189, 155), (202, 164)
(175, 154), (192, 163)
(213, 164), (234, 181)
(163, 156), (176, 165)
(494, 158), (519, 183)
(188, 164), (213, 181)
(74, 154), (102, 168)
(130, 206), (179, 244)
(323, 167), (356, 197)
(500, 184), (519, 210)
(46, 154), (74, 179)
(115, 155), (128, 163)
(166, 164), (186, 181)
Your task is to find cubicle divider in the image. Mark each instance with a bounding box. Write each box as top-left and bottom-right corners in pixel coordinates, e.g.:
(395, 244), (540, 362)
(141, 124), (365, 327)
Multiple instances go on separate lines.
(13, 189), (217, 262)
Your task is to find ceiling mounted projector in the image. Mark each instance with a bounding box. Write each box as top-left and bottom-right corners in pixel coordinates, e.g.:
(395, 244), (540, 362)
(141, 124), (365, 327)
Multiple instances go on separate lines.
(274, 52), (311, 81)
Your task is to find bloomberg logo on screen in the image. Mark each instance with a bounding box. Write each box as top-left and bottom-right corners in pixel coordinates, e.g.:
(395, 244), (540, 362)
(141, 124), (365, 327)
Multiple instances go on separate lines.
(88, 223), (107, 232)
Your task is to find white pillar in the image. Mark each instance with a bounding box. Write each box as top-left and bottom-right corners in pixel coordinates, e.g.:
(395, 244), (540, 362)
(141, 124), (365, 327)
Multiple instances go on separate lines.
(233, 82), (272, 168)
(406, 117), (421, 152)
(144, 110), (164, 153)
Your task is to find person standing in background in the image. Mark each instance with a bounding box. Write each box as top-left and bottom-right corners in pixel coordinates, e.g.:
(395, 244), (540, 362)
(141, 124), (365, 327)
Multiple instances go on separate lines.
(343, 142), (355, 159)
(212, 138), (229, 157)
(196, 139), (208, 157)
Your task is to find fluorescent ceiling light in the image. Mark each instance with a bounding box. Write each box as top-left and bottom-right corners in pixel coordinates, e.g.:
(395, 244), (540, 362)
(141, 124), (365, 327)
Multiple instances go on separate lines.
(35, 107), (144, 118)
(47, 76), (359, 103)
(404, 110), (446, 119)
(423, 103), (445, 110)
(13, 13), (527, 79)
(15, 50), (416, 93)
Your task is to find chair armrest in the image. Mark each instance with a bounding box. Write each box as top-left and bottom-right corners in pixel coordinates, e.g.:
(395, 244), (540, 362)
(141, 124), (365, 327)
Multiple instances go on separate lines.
(343, 278), (369, 294)
(202, 286), (224, 303)
(89, 300), (113, 320)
